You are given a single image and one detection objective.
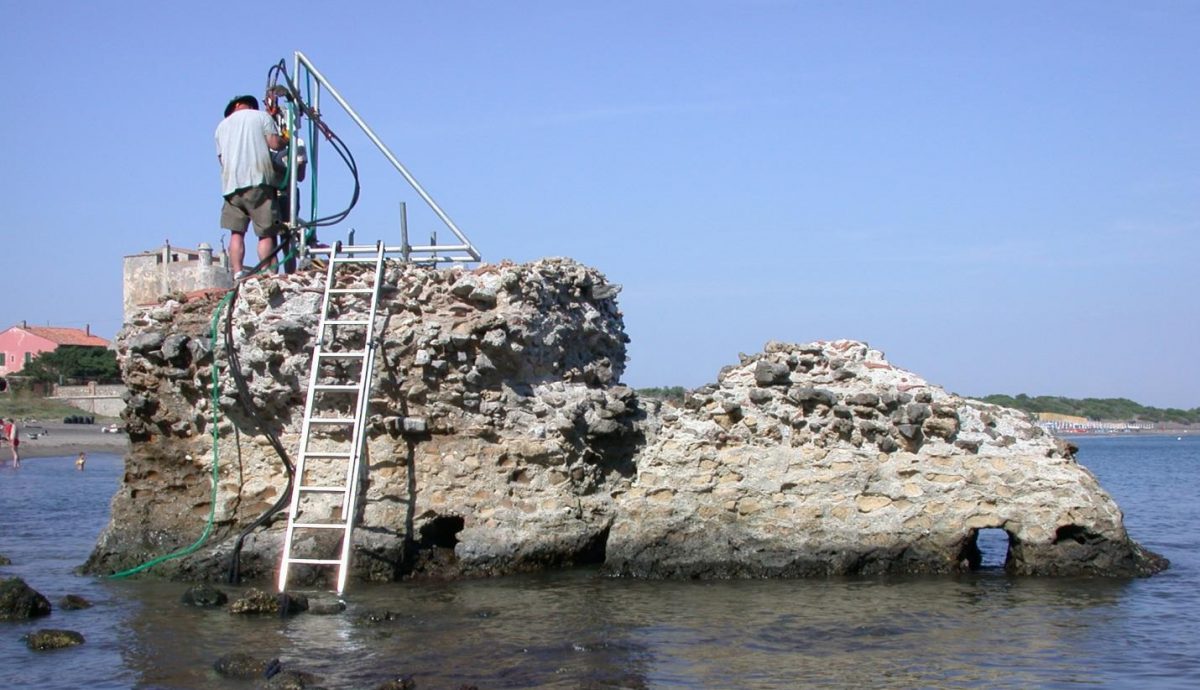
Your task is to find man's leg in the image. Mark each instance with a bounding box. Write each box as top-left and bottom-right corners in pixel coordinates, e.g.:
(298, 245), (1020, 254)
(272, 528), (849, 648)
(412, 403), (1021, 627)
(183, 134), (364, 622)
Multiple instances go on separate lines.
(257, 234), (277, 270)
(229, 231), (246, 275)
(221, 193), (252, 275)
(247, 186), (281, 274)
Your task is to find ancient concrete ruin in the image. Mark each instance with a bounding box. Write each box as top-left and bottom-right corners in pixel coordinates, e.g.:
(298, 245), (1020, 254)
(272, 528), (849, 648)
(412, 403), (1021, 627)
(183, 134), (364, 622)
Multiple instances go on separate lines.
(84, 258), (1167, 585)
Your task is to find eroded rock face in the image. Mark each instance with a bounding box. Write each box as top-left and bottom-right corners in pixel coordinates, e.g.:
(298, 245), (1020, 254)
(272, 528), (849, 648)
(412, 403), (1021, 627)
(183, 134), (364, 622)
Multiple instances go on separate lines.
(87, 259), (637, 585)
(607, 340), (1166, 577)
(84, 260), (1165, 584)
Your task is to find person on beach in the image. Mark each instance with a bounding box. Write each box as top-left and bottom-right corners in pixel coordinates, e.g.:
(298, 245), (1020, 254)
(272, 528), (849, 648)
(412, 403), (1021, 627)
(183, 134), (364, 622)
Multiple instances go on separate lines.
(76, 452), (86, 471)
(4, 419), (18, 468)
(216, 94), (285, 279)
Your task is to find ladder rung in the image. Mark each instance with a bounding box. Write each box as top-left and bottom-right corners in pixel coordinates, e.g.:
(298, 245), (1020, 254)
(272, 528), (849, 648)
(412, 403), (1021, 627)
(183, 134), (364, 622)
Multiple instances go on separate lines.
(316, 351), (366, 358)
(328, 288), (376, 294)
(299, 485), (348, 493)
(286, 558), (343, 565)
(324, 319), (371, 326)
(309, 418), (356, 425)
(291, 522), (349, 530)
(331, 256), (380, 264)
(313, 384), (360, 391)
(302, 451), (354, 459)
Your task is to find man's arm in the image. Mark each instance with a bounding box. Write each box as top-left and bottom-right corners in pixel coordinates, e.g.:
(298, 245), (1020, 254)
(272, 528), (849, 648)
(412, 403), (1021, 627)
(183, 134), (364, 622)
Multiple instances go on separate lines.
(261, 112), (285, 151)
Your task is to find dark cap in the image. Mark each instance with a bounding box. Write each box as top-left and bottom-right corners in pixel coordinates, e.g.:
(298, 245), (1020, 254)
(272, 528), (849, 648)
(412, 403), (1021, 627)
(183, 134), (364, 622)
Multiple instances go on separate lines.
(223, 95), (259, 118)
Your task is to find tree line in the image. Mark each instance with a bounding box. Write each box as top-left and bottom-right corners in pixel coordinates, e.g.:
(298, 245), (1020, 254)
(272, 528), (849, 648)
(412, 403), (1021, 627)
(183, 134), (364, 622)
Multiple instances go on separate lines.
(12, 346), (120, 386)
(637, 387), (1198, 425)
(977, 394), (1200, 425)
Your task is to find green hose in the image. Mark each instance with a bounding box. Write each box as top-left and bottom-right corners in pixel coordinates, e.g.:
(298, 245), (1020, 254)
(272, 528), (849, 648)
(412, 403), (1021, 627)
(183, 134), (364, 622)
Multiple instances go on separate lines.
(106, 290), (235, 579)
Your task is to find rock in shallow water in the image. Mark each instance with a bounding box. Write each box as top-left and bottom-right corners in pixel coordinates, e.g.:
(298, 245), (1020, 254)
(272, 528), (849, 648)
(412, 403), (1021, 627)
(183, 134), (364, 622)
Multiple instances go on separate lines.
(0, 577), (52, 621)
(181, 583), (228, 608)
(24, 629), (85, 650)
(229, 588), (308, 616)
(263, 668), (321, 689)
(58, 594), (92, 610)
(213, 651), (271, 678)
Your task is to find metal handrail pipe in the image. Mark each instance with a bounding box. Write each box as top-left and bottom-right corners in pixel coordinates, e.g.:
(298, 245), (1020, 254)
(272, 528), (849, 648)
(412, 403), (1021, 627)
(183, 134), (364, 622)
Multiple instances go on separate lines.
(406, 244), (471, 252)
(409, 255), (477, 264)
(308, 244), (475, 259)
(308, 244), (409, 256)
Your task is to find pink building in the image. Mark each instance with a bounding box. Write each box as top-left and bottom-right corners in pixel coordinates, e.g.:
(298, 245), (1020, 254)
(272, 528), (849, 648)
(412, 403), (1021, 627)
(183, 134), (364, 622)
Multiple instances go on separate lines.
(0, 322), (110, 376)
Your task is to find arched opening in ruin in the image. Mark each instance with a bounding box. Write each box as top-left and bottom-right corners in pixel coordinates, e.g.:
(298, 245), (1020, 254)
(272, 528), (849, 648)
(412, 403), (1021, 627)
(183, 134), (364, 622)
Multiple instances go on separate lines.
(576, 525), (610, 566)
(958, 527), (1013, 571)
(419, 515), (464, 549)
(1053, 524), (1093, 546)
(975, 528), (1010, 569)
(402, 515), (466, 578)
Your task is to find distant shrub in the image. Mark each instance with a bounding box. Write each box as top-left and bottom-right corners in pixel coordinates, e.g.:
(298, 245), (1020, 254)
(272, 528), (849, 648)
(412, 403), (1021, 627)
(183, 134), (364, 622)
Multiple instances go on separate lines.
(637, 386), (688, 403)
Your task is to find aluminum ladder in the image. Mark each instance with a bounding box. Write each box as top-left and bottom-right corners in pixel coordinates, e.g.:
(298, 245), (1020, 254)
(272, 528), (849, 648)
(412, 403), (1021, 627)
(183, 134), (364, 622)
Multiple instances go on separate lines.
(278, 241), (386, 595)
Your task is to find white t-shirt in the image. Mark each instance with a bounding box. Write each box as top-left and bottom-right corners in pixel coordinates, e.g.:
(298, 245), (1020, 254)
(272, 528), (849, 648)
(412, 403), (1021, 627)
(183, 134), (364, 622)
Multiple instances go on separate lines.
(215, 109), (279, 196)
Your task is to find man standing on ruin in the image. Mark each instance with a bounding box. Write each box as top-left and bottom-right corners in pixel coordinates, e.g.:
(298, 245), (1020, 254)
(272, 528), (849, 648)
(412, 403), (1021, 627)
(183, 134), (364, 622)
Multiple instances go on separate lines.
(216, 95), (285, 279)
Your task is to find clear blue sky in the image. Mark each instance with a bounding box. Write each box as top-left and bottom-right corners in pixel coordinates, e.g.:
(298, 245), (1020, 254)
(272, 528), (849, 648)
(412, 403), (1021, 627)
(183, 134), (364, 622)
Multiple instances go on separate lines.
(2, 1), (1196, 408)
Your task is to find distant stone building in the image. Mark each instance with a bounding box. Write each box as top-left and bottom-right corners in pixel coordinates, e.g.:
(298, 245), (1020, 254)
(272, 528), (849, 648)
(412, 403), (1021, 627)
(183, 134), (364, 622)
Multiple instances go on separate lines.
(123, 242), (233, 321)
(0, 323), (110, 375)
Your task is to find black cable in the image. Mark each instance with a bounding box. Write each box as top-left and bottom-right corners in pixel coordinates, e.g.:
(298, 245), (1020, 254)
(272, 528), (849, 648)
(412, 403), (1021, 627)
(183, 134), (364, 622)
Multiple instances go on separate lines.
(222, 271), (298, 583)
(267, 60), (362, 230)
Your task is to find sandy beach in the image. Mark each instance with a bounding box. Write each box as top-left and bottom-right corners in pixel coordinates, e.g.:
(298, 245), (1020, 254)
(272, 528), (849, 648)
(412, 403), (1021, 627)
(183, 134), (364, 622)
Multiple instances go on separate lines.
(2, 422), (129, 460)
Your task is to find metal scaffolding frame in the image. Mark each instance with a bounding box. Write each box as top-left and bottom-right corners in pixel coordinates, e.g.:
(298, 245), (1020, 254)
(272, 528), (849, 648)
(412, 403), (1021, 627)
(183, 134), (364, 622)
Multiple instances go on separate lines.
(287, 51), (481, 264)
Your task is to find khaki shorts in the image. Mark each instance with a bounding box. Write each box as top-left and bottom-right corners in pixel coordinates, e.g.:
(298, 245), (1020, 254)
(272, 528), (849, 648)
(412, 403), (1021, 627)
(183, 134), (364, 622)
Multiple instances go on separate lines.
(221, 186), (280, 238)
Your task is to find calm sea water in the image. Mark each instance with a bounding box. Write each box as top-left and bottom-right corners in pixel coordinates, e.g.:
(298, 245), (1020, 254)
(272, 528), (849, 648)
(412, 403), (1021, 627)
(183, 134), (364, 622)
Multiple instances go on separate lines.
(2, 435), (1198, 689)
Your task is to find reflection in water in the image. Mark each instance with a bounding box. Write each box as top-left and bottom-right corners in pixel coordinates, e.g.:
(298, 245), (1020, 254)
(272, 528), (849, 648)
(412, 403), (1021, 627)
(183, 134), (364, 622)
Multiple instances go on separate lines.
(101, 568), (1141, 689)
(3, 437), (1199, 689)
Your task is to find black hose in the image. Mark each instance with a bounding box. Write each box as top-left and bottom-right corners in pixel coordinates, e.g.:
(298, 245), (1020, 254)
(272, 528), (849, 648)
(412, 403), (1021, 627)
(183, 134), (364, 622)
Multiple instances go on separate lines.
(266, 60), (362, 231)
(222, 247), (297, 584)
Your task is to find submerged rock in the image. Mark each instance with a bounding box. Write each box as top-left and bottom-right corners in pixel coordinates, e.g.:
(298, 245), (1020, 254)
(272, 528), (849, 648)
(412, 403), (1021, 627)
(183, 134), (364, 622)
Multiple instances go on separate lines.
(0, 577), (52, 621)
(24, 629), (85, 650)
(214, 652), (271, 679)
(229, 588), (308, 616)
(353, 609), (400, 627)
(305, 596), (346, 615)
(84, 259), (1165, 585)
(262, 668), (322, 689)
(58, 594), (93, 610)
(181, 583), (228, 608)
